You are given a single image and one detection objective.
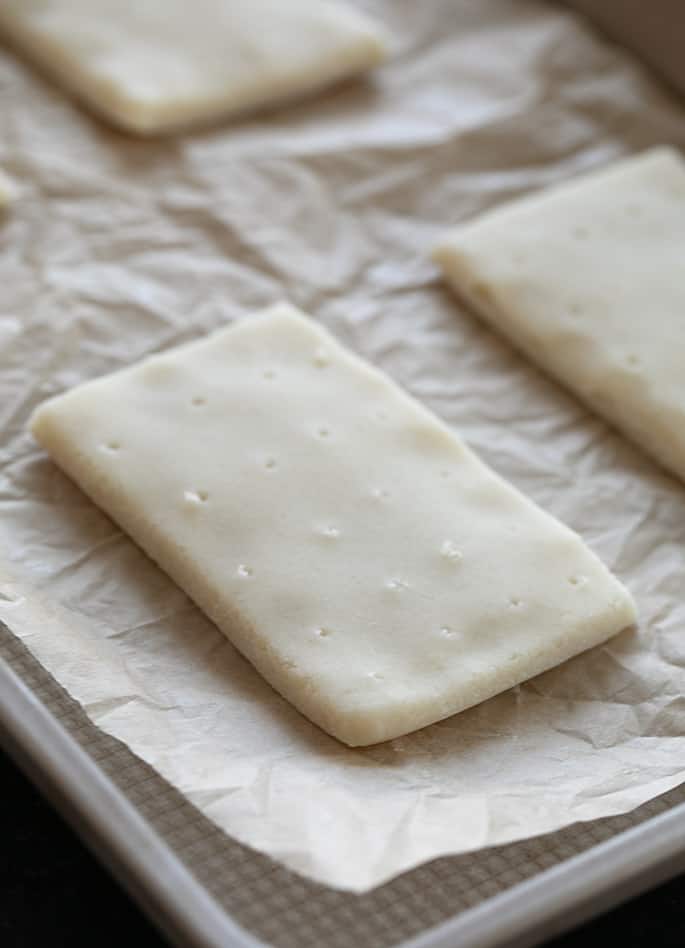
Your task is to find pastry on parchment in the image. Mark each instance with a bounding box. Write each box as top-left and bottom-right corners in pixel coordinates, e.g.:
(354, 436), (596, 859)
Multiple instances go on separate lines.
(30, 304), (636, 746)
(0, 0), (389, 135)
(435, 147), (685, 485)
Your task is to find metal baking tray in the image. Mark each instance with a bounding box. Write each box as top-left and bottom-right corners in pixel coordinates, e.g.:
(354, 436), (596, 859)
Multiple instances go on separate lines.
(3, 1), (685, 943)
(2, 621), (685, 948)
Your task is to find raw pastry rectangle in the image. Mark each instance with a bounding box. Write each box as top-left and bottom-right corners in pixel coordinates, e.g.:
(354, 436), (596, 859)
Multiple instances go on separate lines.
(0, 0), (388, 135)
(434, 146), (685, 485)
(29, 304), (635, 746)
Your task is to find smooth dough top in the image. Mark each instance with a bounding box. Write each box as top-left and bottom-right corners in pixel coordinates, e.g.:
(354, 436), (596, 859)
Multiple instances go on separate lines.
(30, 304), (636, 746)
(434, 146), (685, 485)
(0, 0), (388, 134)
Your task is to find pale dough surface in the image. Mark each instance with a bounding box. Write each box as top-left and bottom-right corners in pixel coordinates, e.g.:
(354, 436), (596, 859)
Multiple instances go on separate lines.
(434, 147), (685, 486)
(0, 0), (388, 135)
(30, 304), (635, 746)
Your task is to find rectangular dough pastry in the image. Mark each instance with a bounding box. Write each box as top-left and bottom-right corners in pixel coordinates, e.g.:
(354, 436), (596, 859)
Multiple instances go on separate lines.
(0, 0), (388, 135)
(30, 304), (635, 746)
(434, 147), (685, 485)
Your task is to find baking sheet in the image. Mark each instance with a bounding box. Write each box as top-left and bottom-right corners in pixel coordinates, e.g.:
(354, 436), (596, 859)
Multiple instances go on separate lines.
(2, 0), (685, 893)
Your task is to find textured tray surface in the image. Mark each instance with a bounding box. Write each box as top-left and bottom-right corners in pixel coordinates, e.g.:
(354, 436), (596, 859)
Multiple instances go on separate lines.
(3, 622), (685, 948)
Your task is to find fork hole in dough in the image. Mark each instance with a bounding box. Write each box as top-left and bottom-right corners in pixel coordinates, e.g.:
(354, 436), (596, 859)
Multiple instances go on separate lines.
(315, 627), (332, 638)
(509, 597), (523, 608)
(191, 396), (206, 406)
(626, 354), (640, 369)
(572, 225), (589, 239)
(440, 540), (463, 563)
(185, 489), (208, 504)
(320, 525), (340, 539)
(569, 302), (583, 317)
(265, 457), (278, 470)
(237, 564), (253, 578)
(262, 369), (276, 380)
(317, 426), (330, 439)
(313, 347), (330, 368)
(103, 441), (121, 452)
(386, 578), (408, 591)
(368, 671), (384, 681)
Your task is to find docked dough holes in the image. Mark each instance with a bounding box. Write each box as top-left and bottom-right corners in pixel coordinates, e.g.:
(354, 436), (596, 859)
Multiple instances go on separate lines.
(0, 0), (389, 135)
(435, 147), (685, 485)
(29, 303), (635, 746)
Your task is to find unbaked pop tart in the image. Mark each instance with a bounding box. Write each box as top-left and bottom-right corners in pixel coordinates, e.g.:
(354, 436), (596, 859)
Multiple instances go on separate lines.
(434, 147), (685, 485)
(30, 304), (636, 746)
(0, 0), (388, 135)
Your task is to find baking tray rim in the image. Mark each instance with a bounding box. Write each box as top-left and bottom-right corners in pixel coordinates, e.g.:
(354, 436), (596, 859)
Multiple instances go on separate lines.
(1, 648), (685, 948)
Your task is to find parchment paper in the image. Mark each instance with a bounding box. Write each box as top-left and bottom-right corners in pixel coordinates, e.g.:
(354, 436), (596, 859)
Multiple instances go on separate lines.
(2, 0), (685, 892)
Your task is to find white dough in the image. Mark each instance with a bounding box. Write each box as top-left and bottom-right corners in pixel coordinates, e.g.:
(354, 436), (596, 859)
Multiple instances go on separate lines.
(434, 147), (685, 485)
(30, 304), (635, 746)
(0, 0), (388, 135)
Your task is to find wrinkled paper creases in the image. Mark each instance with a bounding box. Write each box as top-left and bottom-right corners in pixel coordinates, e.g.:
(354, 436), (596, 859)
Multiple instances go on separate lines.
(2, 0), (685, 891)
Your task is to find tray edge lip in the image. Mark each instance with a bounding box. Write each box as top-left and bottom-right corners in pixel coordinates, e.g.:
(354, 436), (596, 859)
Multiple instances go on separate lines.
(403, 793), (685, 948)
(1, 645), (685, 948)
(0, 650), (266, 948)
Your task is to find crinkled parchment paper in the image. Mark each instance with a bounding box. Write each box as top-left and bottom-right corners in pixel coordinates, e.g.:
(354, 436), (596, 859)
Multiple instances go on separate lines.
(2, 0), (685, 892)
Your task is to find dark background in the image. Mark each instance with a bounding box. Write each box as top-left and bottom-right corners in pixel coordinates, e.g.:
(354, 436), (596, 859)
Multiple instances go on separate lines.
(2, 749), (683, 948)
